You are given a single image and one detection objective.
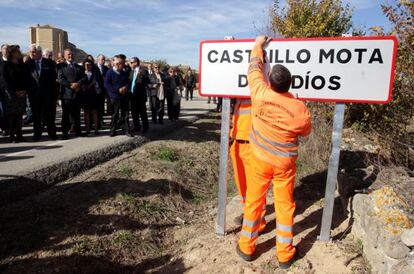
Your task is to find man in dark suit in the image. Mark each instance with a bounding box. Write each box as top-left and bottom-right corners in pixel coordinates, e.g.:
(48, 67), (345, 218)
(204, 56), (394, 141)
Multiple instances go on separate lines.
(129, 57), (149, 133)
(96, 54), (109, 124)
(26, 45), (58, 141)
(57, 48), (85, 139)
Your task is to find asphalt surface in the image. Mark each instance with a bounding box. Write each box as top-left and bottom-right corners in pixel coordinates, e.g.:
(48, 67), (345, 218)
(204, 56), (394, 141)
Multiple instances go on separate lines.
(0, 94), (216, 177)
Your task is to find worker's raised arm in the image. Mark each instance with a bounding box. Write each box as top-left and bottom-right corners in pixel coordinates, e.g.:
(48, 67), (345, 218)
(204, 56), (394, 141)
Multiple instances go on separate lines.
(248, 36), (271, 98)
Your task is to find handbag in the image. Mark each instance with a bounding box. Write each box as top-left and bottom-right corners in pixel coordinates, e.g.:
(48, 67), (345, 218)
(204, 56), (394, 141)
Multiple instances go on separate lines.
(173, 87), (181, 105)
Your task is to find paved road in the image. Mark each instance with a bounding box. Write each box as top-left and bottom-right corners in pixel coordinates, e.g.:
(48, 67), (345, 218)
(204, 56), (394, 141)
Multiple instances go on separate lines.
(0, 94), (217, 176)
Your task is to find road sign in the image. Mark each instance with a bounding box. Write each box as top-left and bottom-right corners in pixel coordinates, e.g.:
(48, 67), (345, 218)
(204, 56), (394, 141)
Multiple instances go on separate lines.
(199, 36), (397, 104)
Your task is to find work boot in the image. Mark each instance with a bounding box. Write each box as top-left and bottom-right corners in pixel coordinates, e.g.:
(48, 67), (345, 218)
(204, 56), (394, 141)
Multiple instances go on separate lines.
(236, 244), (254, 262)
(233, 214), (243, 226)
(278, 249), (298, 270)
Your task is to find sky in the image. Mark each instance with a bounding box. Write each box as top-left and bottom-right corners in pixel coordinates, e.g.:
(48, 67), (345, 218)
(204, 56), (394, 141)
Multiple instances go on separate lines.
(0, 0), (394, 68)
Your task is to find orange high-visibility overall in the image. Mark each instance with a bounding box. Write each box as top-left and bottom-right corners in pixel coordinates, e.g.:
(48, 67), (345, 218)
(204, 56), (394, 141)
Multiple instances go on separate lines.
(230, 99), (252, 205)
(238, 43), (312, 263)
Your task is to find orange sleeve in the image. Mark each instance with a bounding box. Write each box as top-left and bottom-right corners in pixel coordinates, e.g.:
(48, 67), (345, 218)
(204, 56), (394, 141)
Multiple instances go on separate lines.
(247, 44), (268, 99)
(299, 108), (312, 137)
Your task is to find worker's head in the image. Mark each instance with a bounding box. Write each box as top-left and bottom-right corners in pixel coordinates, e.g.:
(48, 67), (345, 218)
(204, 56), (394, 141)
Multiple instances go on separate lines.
(269, 64), (292, 93)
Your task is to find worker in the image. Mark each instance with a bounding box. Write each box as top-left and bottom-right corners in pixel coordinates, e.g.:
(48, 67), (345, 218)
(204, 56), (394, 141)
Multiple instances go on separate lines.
(237, 36), (312, 270)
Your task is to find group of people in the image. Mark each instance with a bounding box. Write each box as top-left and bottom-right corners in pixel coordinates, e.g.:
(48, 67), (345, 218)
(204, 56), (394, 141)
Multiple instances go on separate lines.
(0, 44), (197, 142)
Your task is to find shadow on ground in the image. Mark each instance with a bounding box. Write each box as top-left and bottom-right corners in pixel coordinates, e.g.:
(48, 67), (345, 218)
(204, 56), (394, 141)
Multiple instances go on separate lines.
(255, 150), (379, 259)
(0, 177), (195, 273)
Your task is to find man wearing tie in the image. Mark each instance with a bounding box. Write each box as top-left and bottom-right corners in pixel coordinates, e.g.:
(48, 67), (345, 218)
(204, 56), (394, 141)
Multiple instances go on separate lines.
(95, 54), (108, 127)
(57, 48), (84, 139)
(26, 44), (58, 141)
(129, 57), (149, 134)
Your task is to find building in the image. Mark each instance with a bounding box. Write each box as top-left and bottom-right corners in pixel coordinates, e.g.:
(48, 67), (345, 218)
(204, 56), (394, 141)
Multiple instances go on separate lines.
(29, 24), (87, 62)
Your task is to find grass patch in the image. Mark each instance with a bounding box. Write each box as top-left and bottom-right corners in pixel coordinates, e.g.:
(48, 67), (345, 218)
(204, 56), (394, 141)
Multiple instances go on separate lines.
(112, 230), (136, 248)
(73, 237), (105, 256)
(117, 193), (136, 206)
(153, 146), (179, 162)
(118, 166), (134, 177)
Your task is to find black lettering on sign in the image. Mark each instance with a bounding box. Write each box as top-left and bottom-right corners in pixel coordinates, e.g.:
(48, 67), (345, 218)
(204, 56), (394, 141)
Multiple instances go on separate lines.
(286, 49), (294, 63)
(291, 75), (304, 89)
(233, 50), (243, 63)
(311, 75), (325, 90)
(369, 48), (383, 63)
(337, 49), (352, 64)
(297, 49), (311, 63)
(245, 49), (252, 61)
(328, 76), (341, 90)
(320, 49), (335, 63)
(354, 48), (367, 63)
(238, 74), (248, 87)
(207, 50), (218, 63)
(220, 50), (230, 63)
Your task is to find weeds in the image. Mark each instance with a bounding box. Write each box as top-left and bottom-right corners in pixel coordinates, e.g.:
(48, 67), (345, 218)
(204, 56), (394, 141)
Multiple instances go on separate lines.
(118, 166), (134, 177)
(73, 237), (105, 256)
(154, 146), (179, 162)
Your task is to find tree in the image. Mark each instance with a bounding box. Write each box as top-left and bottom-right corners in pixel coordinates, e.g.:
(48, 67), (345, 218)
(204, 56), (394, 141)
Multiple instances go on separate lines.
(348, 1), (413, 168)
(270, 0), (353, 38)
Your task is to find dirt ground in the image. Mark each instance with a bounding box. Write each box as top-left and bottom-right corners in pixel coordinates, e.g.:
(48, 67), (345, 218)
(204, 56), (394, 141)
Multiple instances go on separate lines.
(0, 114), (371, 273)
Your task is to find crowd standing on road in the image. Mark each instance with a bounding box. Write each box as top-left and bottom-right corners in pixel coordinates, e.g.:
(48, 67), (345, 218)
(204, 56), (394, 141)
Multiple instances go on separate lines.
(0, 43), (198, 143)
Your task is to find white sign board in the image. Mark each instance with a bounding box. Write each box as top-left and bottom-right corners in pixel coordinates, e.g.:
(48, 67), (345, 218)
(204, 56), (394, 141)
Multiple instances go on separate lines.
(199, 37), (397, 104)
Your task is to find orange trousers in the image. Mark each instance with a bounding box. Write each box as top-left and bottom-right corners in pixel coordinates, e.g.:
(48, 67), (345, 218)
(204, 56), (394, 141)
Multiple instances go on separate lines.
(238, 153), (296, 263)
(230, 141), (250, 205)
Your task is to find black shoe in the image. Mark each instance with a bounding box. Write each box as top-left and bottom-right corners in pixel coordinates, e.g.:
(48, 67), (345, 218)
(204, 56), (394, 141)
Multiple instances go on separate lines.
(49, 134), (57, 140)
(234, 214), (243, 226)
(110, 131), (117, 137)
(61, 134), (69, 140)
(33, 135), (41, 142)
(94, 130), (99, 136)
(278, 250), (298, 270)
(142, 127), (148, 134)
(236, 244), (254, 262)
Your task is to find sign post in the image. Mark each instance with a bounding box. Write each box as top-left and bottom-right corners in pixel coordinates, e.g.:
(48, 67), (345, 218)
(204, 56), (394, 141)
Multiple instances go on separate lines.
(216, 97), (231, 236)
(215, 36), (235, 237)
(318, 102), (345, 241)
(199, 36), (398, 239)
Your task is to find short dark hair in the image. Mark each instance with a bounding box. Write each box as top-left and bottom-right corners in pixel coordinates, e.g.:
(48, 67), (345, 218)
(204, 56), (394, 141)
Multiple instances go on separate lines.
(82, 58), (93, 67)
(6, 45), (20, 60)
(118, 54), (126, 60)
(269, 64), (292, 93)
(130, 57), (140, 65)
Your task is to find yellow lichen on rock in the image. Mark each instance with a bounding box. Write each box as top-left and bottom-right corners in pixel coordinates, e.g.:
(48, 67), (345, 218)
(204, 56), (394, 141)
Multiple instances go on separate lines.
(371, 186), (412, 234)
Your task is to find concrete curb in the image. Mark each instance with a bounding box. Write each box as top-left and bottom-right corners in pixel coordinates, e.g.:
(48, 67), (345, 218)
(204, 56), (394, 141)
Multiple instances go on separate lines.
(0, 114), (207, 206)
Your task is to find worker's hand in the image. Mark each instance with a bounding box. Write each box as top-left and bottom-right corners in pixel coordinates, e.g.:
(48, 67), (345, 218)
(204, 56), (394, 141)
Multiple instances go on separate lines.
(255, 35), (272, 49)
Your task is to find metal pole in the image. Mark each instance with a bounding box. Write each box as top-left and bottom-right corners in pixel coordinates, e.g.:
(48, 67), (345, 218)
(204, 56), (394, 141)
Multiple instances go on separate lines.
(318, 103), (345, 241)
(216, 98), (231, 236)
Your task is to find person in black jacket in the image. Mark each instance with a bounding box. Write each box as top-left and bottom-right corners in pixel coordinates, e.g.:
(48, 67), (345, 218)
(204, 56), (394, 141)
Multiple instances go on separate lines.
(26, 44), (58, 141)
(164, 67), (181, 121)
(0, 45), (29, 143)
(79, 59), (102, 136)
(57, 48), (85, 139)
(96, 54), (110, 121)
(128, 57), (149, 133)
(184, 69), (196, 100)
(104, 55), (131, 137)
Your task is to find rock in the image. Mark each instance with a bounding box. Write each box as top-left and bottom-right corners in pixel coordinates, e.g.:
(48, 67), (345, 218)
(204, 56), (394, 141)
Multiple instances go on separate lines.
(175, 217), (185, 224)
(384, 238), (410, 259)
(209, 207), (218, 216)
(401, 228), (414, 247)
(389, 258), (414, 274)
